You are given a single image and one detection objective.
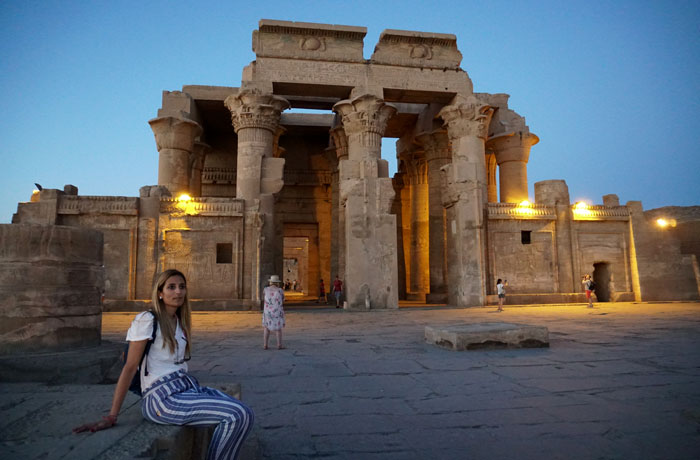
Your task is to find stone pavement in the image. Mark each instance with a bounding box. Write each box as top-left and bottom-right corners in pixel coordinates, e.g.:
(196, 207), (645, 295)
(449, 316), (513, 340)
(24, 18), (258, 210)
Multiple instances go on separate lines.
(2, 302), (700, 459)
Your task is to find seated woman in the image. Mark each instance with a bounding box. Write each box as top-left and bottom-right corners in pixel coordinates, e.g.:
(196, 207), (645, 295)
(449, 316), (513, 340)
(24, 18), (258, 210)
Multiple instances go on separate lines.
(73, 269), (254, 460)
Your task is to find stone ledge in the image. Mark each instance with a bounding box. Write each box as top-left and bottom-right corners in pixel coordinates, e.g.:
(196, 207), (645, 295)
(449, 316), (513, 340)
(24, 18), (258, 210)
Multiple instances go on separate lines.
(99, 382), (260, 460)
(425, 322), (549, 351)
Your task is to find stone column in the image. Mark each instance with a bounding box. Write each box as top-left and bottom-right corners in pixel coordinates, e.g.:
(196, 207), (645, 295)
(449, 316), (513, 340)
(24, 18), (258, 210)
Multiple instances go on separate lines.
(485, 152), (498, 203)
(149, 116), (202, 197)
(405, 156), (429, 300)
(416, 130), (451, 303)
(190, 141), (210, 197)
(329, 126), (348, 283)
(225, 89), (289, 301)
(438, 94), (494, 307)
(333, 94), (398, 309)
(224, 89), (290, 205)
(487, 132), (539, 203)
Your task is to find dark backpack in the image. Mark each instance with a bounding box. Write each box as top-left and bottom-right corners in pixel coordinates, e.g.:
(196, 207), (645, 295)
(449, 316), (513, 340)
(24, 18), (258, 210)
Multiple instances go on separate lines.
(589, 281), (596, 291)
(123, 311), (158, 396)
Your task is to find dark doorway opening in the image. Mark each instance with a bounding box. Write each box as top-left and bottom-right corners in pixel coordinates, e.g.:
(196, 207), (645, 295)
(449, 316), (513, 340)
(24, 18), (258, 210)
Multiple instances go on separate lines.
(593, 262), (611, 302)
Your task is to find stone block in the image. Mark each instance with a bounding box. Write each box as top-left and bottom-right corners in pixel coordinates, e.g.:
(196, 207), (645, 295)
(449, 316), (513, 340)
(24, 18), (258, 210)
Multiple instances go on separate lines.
(254, 19), (366, 63)
(425, 322), (549, 351)
(371, 29), (462, 69)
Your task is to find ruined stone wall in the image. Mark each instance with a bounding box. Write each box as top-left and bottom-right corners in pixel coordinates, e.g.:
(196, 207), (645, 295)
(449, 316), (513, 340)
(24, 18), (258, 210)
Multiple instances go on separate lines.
(573, 220), (633, 296)
(0, 224), (104, 354)
(57, 196), (139, 300)
(157, 199), (245, 300)
(628, 202), (699, 301)
(487, 219), (558, 294)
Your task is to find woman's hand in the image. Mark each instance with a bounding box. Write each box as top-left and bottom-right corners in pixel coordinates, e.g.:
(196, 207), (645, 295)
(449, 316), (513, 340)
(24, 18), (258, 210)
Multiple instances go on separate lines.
(72, 414), (117, 433)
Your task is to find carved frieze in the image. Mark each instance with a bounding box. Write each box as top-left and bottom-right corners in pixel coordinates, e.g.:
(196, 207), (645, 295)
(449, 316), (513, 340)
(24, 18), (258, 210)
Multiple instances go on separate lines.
(201, 167), (236, 185)
(160, 197), (244, 217)
(57, 196), (138, 216)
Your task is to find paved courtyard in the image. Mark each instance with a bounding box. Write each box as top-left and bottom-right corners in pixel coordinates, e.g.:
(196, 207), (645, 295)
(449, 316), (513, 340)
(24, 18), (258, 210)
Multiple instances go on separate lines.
(2, 302), (700, 459)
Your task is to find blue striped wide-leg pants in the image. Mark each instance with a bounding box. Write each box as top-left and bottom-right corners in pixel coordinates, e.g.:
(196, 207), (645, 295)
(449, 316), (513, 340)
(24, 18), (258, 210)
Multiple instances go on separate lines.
(142, 371), (254, 460)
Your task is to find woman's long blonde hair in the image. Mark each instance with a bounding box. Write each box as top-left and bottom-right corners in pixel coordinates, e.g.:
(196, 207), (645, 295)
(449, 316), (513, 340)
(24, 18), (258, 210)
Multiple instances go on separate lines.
(151, 269), (192, 357)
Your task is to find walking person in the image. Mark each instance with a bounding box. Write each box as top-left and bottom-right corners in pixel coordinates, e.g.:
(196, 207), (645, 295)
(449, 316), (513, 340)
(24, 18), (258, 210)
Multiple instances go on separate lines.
(317, 278), (326, 304)
(73, 269), (254, 460)
(582, 274), (595, 308)
(263, 275), (286, 350)
(496, 278), (507, 312)
(332, 275), (343, 308)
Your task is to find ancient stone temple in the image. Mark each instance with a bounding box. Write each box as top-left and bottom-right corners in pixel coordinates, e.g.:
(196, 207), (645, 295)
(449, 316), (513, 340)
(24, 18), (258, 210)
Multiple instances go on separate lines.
(11, 20), (700, 310)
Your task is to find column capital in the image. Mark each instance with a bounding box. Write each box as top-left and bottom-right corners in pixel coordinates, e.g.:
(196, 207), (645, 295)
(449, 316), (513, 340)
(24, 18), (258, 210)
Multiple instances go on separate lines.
(415, 130), (451, 162)
(148, 116), (202, 151)
(329, 125), (349, 160)
(224, 89), (289, 133)
(438, 94), (494, 141)
(332, 94), (397, 137)
(486, 131), (539, 164)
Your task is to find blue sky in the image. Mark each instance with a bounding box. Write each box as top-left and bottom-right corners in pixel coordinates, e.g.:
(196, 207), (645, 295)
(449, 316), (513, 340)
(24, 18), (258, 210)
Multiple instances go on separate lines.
(1, 0), (699, 223)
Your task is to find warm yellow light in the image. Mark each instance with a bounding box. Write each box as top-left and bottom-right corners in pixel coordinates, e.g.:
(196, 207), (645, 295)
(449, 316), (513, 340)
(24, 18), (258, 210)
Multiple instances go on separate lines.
(515, 199), (534, 215)
(32, 190), (40, 194)
(656, 218), (676, 228)
(177, 194), (191, 202)
(574, 201), (588, 210)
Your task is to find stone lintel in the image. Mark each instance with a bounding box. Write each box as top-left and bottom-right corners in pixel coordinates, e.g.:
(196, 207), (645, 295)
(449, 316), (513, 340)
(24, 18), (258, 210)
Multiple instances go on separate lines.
(254, 19), (366, 63)
(425, 322), (549, 351)
(181, 85), (238, 102)
(371, 29), (462, 69)
(280, 113), (334, 128)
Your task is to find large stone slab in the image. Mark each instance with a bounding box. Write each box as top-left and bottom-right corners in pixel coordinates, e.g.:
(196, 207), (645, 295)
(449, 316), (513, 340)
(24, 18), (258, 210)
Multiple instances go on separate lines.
(425, 322), (549, 351)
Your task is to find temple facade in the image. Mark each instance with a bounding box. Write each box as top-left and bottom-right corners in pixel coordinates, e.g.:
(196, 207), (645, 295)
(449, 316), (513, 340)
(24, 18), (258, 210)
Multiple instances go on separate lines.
(12, 20), (700, 309)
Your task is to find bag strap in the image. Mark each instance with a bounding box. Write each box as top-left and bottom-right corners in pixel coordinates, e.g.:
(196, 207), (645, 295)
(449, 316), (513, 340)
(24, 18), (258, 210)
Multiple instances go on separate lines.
(142, 310), (158, 376)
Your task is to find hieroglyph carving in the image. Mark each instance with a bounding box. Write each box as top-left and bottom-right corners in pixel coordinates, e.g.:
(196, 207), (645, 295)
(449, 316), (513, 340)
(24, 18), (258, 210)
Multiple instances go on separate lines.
(224, 89), (290, 133)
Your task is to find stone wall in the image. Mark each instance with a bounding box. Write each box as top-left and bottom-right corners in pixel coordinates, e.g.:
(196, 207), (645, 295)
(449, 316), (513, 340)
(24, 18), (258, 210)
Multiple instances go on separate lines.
(0, 224), (104, 354)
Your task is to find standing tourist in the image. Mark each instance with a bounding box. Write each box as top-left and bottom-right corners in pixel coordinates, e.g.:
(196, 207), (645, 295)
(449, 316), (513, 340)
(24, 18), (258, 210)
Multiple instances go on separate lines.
(332, 275), (343, 308)
(263, 275), (286, 350)
(496, 278), (507, 312)
(73, 269), (254, 460)
(582, 274), (595, 308)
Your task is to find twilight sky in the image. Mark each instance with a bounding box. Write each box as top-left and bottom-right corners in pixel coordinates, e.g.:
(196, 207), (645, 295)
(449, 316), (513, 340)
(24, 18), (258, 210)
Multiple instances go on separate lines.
(1, 0), (698, 223)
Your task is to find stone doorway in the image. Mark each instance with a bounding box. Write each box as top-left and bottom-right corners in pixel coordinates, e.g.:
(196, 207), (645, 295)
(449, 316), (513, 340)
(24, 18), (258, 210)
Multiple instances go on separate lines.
(593, 262), (612, 302)
(283, 223), (320, 297)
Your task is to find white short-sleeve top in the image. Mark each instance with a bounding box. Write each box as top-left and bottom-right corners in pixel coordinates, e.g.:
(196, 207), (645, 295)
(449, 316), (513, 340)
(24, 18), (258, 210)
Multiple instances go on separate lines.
(126, 311), (188, 391)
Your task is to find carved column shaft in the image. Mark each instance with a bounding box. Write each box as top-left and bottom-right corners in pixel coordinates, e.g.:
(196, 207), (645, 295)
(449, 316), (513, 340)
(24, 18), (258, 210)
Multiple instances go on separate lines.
(438, 94), (494, 307)
(329, 126), (349, 283)
(149, 117), (202, 197)
(407, 158), (429, 299)
(225, 89), (289, 301)
(332, 94), (398, 310)
(417, 130), (451, 300)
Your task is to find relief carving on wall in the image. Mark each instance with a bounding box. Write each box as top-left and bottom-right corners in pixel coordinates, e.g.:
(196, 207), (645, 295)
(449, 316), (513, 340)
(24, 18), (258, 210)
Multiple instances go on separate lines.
(410, 44), (432, 60)
(300, 36), (326, 51)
